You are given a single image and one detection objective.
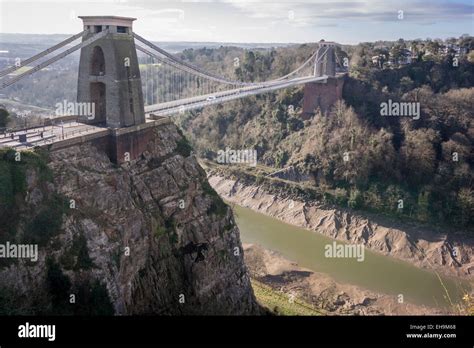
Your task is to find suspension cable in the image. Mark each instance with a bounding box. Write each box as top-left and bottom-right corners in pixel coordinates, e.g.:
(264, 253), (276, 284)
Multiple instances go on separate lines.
(0, 31), (85, 78)
(135, 33), (251, 86)
(1, 30), (108, 89)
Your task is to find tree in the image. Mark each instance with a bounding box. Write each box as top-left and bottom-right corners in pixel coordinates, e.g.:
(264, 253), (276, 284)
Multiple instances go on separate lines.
(400, 129), (439, 187)
(400, 76), (414, 93)
(458, 188), (474, 227)
(0, 107), (10, 128)
(390, 45), (404, 65)
(348, 188), (363, 209)
(467, 51), (474, 63)
(417, 189), (430, 222)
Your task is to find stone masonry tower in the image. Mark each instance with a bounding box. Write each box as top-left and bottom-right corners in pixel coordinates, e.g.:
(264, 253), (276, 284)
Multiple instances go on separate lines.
(302, 40), (342, 118)
(77, 16), (145, 128)
(314, 40), (336, 77)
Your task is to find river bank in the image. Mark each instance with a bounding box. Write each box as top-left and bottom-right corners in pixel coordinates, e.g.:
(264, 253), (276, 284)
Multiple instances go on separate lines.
(244, 244), (445, 315)
(209, 174), (474, 280)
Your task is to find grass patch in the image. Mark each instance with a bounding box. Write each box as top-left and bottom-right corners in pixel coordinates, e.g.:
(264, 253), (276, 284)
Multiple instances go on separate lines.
(155, 225), (167, 239)
(251, 279), (322, 316)
(154, 218), (178, 244)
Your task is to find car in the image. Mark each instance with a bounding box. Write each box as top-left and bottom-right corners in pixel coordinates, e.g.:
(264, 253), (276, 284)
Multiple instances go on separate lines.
(206, 95), (216, 101)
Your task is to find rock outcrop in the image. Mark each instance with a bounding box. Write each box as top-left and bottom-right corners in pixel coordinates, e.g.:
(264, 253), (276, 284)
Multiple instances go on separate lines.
(0, 122), (260, 315)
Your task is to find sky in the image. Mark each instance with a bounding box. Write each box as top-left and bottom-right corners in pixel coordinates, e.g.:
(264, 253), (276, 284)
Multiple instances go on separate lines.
(0, 0), (472, 44)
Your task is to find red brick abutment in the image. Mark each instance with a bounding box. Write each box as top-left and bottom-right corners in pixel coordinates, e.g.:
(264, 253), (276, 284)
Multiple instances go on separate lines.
(302, 76), (344, 118)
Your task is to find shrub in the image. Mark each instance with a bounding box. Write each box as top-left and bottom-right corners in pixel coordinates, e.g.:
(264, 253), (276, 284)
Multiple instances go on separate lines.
(73, 279), (115, 315)
(176, 137), (193, 157)
(23, 194), (69, 246)
(76, 235), (94, 270)
(46, 259), (71, 314)
(348, 188), (363, 209)
(0, 147), (55, 240)
(155, 225), (167, 239)
(333, 188), (348, 206)
(202, 180), (228, 217)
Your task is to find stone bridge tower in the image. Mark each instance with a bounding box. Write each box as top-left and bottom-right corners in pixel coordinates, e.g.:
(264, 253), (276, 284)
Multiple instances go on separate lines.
(302, 40), (343, 118)
(314, 40), (336, 77)
(77, 16), (145, 128)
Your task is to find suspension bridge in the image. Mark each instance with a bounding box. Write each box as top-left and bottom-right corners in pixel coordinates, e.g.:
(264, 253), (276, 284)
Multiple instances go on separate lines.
(0, 16), (344, 162)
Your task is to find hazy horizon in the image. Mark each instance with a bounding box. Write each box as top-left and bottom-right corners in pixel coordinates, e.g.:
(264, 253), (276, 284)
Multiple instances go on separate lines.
(0, 32), (470, 47)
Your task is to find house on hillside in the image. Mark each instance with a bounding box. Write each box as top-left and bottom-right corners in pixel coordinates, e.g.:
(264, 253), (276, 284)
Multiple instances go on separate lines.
(398, 49), (414, 65)
(440, 43), (468, 56)
(371, 54), (386, 68)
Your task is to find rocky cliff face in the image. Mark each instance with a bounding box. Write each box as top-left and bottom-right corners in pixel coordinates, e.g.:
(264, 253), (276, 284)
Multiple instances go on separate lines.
(0, 122), (260, 315)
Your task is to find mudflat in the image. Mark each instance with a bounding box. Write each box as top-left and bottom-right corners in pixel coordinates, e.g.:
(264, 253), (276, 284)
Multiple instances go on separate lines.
(244, 243), (452, 315)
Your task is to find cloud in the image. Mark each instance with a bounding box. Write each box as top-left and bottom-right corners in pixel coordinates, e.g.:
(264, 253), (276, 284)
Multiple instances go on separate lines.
(141, 8), (185, 22)
(223, 0), (474, 26)
(0, 0), (471, 43)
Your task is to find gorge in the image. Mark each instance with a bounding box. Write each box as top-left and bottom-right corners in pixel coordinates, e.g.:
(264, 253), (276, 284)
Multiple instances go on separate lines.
(0, 120), (261, 315)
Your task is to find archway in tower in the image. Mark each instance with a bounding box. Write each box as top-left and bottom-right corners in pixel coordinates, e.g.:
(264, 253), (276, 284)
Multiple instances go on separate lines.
(90, 46), (105, 76)
(90, 82), (106, 124)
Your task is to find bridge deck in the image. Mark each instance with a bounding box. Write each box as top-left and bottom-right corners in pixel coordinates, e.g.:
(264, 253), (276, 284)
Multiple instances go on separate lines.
(0, 74), (335, 151)
(0, 117), (171, 151)
(145, 75), (328, 116)
(0, 121), (106, 150)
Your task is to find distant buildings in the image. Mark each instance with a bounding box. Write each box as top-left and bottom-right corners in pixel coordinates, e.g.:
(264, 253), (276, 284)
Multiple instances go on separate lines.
(371, 54), (385, 68)
(441, 43), (468, 57)
(397, 49), (414, 65)
(371, 38), (471, 69)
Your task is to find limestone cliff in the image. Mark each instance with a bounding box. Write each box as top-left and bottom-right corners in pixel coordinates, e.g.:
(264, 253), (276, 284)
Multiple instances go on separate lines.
(0, 121), (260, 315)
